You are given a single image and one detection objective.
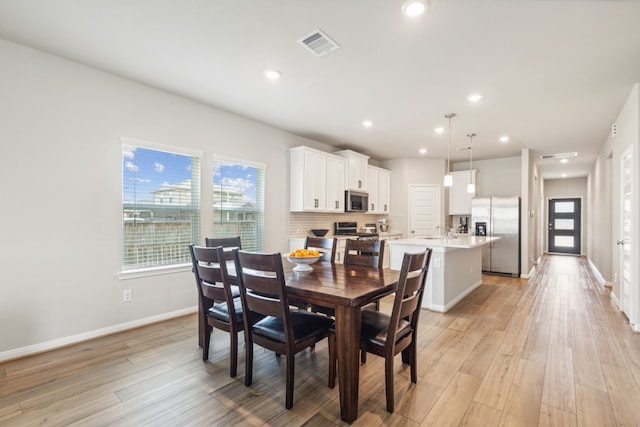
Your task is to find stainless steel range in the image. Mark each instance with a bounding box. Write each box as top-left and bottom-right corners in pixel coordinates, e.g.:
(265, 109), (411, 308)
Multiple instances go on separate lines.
(334, 222), (379, 240)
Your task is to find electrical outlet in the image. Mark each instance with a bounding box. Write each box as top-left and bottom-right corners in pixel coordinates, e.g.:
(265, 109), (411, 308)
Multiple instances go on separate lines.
(123, 289), (132, 303)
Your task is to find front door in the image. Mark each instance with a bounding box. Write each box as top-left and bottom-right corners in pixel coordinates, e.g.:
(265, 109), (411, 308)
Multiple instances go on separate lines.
(548, 198), (581, 254)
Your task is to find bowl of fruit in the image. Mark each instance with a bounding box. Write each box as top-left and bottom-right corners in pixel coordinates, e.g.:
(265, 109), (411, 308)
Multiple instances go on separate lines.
(286, 249), (322, 272)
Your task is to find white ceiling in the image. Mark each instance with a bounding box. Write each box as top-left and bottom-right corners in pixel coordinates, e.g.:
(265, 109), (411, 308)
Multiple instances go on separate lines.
(1, 0), (639, 179)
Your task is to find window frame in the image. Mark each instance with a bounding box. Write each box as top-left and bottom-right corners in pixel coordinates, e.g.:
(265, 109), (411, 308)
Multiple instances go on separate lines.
(119, 137), (203, 279)
(211, 154), (266, 253)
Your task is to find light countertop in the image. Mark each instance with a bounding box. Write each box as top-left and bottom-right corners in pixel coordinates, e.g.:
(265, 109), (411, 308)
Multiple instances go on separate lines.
(388, 235), (500, 249)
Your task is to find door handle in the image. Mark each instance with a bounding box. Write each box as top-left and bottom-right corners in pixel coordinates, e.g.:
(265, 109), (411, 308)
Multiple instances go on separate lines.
(616, 240), (625, 245)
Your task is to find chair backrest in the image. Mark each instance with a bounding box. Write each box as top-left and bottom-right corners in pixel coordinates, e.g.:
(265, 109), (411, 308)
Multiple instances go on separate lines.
(189, 245), (236, 314)
(343, 238), (385, 269)
(205, 236), (242, 260)
(233, 250), (294, 336)
(304, 237), (337, 263)
(386, 249), (433, 347)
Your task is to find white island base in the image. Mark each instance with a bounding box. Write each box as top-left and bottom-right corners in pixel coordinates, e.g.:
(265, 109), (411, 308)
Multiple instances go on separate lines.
(388, 236), (499, 313)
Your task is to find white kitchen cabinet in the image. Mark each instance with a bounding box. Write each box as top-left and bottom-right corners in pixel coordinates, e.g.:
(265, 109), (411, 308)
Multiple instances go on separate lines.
(326, 155), (346, 212)
(335, 149), (369, 191)
(367, 165), (391, 214)
(290, 147), (347, 212)
(380, 233), (402, 268)
(449, 170), (477, 215)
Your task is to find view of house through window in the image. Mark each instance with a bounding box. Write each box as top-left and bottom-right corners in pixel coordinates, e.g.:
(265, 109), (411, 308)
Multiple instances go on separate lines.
(122, 140), (201, 270)
(213, 158), (265, 252)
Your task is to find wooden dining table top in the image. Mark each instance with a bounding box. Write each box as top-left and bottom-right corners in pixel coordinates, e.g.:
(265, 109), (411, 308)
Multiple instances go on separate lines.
(281, 259), (400, 309)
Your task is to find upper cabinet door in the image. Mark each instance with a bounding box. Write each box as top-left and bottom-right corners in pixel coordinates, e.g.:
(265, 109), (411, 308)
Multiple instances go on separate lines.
(290, 146), (327, 212)
(326, 155), (345, 212)
(335, 150), (369, 190)
(367, 165), (391, 214)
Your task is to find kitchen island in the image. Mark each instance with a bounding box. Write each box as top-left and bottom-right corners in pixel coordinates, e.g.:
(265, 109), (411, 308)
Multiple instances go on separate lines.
(388, 236), (500, 312)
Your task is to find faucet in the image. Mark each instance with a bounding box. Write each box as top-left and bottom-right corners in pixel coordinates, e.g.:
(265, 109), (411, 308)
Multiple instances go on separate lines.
(436, 225), (456, 238)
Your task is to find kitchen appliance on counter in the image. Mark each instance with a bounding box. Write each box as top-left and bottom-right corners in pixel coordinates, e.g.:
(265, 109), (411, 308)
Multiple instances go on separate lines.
(377, 218), (389, 232)
(334, 221), (379, 239)
(471, 196), (521, 277)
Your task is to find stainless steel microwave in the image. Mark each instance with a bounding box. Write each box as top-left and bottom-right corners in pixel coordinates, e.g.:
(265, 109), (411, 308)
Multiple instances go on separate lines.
(345, 190), (368, 212)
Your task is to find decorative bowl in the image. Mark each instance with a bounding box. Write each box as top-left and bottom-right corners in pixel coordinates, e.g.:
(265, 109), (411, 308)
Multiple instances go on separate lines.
(311, 229), (329, 237)
(285, 255), (322, 272)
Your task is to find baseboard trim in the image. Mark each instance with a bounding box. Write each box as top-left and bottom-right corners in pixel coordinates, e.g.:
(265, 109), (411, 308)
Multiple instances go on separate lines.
(587, 257), (607, 287)
(610, 291), (621, 310)
(0, 306), (198, 363)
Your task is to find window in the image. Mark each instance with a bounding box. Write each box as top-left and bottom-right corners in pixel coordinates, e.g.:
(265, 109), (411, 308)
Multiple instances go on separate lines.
(213, 157), (265, 251)
(122, 139), (201, 270)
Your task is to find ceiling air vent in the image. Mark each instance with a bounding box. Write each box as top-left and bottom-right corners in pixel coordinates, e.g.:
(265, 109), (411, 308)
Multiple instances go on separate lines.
(540, 152), (578, 160)
(298, 29), (340, 57)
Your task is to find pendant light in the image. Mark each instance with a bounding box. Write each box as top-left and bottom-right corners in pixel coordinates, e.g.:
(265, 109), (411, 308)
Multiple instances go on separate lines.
(443, 113), (455, 187)
(466, 133), (476, 194)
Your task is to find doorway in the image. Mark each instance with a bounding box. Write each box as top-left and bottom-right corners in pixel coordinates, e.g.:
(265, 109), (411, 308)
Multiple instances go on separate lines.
(619, 148), (633, 317)
(408, 185), (441, 238)
(548, 198), (581, 254)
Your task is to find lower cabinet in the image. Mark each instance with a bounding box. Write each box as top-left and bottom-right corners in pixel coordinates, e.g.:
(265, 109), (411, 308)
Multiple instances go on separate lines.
(380, 234), (402, 269)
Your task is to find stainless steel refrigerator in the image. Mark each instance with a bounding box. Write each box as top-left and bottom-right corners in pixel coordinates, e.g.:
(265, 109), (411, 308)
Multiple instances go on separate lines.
(471, 196), (521, 277)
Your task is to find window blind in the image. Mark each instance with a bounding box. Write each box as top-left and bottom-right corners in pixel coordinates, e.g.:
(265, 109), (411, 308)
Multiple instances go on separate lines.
(122, 140), (201, 270)
(212, 157), (265, 252)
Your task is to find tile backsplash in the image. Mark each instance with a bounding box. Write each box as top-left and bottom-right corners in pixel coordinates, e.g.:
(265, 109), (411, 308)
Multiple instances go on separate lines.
(289, 212), (393, 237)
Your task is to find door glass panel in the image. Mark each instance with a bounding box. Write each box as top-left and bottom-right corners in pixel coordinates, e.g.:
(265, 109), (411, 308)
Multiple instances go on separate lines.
(554, 201), (574, 213)
(554, 219), (574, 230)
(554, 236), (574, 247)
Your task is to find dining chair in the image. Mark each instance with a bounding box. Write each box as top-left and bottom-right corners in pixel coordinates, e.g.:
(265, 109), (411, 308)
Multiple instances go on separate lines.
(189, 245), (250, 377)
(304, 236), (337, 263)
(328, 248), (433, 413)
(343, 238), (385, 268)
(344, 238), (386, 311)
(233, 249), (335, 409)
(205, 236), (242, 260)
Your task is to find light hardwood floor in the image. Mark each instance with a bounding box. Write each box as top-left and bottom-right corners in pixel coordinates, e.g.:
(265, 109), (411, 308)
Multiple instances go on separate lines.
(2, 255), (639, 426)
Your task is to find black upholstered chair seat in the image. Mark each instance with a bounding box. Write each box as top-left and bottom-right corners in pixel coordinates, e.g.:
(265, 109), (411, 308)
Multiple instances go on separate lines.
(360, 310), (411, 347)
(208, 297), (243, 322)
(253, 311), (334, 344)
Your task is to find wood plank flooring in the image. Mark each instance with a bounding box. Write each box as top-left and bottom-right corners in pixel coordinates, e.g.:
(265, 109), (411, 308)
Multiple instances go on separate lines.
(1, 255), (639, 426)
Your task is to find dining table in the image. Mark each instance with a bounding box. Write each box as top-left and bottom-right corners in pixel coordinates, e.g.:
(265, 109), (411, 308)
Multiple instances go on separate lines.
(196, 257), (400, 423)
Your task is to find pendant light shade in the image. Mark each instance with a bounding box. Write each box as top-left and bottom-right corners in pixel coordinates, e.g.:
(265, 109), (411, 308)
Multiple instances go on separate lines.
(443, 113), (455, 187)
(466, 133), (476, 194)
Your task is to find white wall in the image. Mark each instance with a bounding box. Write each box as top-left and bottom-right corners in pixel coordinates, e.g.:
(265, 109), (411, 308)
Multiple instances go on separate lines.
(452, 156), (522, 197)
(383, 158), (446, 237)
(587, 83), (639, 329)
(0, 39), (336, 358)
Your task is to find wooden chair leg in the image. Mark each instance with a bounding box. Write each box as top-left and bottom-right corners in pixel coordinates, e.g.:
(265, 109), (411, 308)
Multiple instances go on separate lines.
(203, 325), (212, 361)
(245, 334), (253, 386)
(285, 353), (295, 409)
(410, 342), (418, 384)
(361, 348), (367, 364)
(385, 355), (395, 413)
(230, 330), (238, 377)
(328, 332), (336, 389)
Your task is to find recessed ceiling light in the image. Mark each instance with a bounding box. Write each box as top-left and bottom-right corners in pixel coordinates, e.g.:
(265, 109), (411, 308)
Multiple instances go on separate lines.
(434, 127), (445, 134)
(264, 69), (281, 80)
(362, 120), (373, 128)
(402, 0), (428, 17)
(561, 173), (567, 178)
(467, 93), (483, 103)
(499, 136), (509, 143)
(560, 159), (568, 164)
(419, 148), (427, 154)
